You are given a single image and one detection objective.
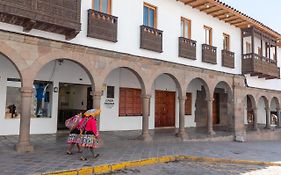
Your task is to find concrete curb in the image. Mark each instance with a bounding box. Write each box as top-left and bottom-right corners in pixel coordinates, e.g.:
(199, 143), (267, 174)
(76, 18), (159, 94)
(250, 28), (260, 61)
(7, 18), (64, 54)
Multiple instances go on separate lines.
(40, 155), (281, 175)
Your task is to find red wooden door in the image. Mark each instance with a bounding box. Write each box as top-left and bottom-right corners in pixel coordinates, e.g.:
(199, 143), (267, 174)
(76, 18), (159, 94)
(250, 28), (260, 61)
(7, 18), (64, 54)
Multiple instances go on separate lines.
(212, 93), (220, 124)
(155, 90), (175, 127)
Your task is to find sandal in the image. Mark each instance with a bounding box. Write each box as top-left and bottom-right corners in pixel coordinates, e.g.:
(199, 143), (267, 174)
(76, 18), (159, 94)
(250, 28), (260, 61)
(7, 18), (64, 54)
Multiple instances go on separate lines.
(80, 157), (87, 161)
(66, 151), (72, 155)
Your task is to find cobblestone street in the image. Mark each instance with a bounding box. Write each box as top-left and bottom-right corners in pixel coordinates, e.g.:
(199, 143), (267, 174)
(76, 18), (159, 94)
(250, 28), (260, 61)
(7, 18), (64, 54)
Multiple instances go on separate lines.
(107, 160), (281, 175)
(1, 129), (281, 174)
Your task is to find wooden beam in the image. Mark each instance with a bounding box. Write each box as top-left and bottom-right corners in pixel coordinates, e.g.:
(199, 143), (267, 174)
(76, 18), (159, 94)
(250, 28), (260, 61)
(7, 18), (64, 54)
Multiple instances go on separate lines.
(192, 2), (207, 8)
(230, 20), (245, 25)
(213, 11), (227, 17)
(206, 8), (222, 14)
(219, 15), (235, 21)
(200, 5), (216, 12)
(22, 19), (36, 32)
(224, 17), (240, 23)
(183, 0), (197, 5)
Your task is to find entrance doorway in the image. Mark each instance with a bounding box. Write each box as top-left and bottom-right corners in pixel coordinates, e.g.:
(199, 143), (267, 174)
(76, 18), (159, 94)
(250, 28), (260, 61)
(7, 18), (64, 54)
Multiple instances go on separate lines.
(213, 92), (220, 124)
(57, 83), (93, 130)
(155, 90), (175, 128)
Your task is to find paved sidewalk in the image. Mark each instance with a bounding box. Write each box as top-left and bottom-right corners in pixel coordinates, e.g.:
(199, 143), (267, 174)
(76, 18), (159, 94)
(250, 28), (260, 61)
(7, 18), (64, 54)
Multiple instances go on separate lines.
(1, 129), (281, 175)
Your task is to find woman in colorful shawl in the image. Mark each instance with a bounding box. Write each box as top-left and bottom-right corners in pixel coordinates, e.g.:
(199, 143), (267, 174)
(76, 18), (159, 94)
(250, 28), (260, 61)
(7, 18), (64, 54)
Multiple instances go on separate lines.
(66, 112), (83, 155)
(78, 109), (101, 161)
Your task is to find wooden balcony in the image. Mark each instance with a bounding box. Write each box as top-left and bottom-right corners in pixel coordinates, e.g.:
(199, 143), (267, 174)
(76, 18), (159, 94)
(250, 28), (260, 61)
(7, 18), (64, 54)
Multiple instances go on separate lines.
(0, 0), (81, 40)
(222, 50), (235, 68)
(178, 37), (196, 60)
(87, 10), (118, 42)
(202, 44), (217, 64)
(140, 25), (163, 53)
(242, 53), (280, 79)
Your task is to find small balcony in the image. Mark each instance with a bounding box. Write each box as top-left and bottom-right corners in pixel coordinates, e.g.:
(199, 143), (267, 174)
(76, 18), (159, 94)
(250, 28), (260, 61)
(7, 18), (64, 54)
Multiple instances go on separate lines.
(202, 44), (217, 64)
(0, 0), (81, 40)
(140, 25), (163, 53)
(87, 10), (118, 42)
(222, 50), (235, 68)
(178, 37), (196, 60)
(242, 54), (280, 79)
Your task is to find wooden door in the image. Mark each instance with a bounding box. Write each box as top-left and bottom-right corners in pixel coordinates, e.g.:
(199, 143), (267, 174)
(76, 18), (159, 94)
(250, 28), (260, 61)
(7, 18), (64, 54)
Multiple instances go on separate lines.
(212, 93), (220, 124)
(155, 90), (175, 127)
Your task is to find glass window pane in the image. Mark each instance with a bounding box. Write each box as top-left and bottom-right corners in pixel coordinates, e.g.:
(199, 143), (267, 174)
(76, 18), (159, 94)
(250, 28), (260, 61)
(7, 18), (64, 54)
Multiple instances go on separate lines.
(94, 0), (100, 11)
(185, 23), (189, 38)
(143, 6), (148, 26)
(102, 0), (108, 13)
(149, 8), (154, 27)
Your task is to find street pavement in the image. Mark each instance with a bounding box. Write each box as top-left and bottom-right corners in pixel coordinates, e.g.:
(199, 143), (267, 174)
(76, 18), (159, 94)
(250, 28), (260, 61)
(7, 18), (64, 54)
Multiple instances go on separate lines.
(1, 129), (281, 175)
(106, 160), (281, 175)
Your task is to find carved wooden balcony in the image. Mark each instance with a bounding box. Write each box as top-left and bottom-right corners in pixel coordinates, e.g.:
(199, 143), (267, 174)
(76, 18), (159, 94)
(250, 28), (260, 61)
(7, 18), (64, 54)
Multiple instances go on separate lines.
(242, 53), (280, 79)
(178, 37), (196, 60)
(140, 25), (163, 53)
(202, 44), (217, 64)
(0, 0), (81, 40)
(222, 50), (235, 68)
(87, 10), (118, 42)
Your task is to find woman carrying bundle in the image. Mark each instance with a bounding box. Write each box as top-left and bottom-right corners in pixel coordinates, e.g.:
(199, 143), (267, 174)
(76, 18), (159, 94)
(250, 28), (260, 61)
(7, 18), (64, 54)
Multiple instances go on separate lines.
(78, 109), (101, 161)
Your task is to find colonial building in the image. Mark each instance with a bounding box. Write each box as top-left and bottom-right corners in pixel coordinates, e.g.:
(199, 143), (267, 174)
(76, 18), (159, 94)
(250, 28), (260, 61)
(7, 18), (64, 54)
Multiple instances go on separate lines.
(0, 0), (280, 152)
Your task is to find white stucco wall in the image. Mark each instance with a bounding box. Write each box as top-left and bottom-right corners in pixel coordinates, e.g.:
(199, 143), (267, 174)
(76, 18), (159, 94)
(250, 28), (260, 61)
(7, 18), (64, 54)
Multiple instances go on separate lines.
(0, 0), (241, 75)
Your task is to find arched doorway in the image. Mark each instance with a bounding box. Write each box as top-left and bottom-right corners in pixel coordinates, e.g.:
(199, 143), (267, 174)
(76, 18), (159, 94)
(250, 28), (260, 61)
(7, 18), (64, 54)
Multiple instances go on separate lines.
(33, 59), (94, 132)
(186, 78), (210, 132)
(257, 96), (269, 129)
(0, 53), (22, 135)
(270, 97), (280, 127)
(151, 74), (182, 129)
(212, 81), (234, 132)
(100, 67), (146, 131)
(244, 94), (257, 130)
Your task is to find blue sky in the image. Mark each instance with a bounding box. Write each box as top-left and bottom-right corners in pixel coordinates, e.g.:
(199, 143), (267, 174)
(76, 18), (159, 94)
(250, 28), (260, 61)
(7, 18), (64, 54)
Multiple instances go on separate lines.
(220, 0), (281, 33)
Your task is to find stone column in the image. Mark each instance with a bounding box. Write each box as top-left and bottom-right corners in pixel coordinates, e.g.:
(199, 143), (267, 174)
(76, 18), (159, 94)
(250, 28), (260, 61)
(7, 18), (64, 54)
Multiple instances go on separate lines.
(176, 96), (188, 139)
(277, 108), (281, 128)
(207, 98), (216, 136)
(265, 107), (271, 129)
(252, 107), (258, 130)
(140, 95), (152, 141)
(16, 87), (34, 153)
(93, 91), (102, 129)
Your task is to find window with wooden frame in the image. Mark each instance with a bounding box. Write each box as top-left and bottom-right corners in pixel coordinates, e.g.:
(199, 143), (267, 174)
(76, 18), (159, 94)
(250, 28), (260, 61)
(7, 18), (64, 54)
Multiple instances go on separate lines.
(92, 0), (112, 14)
(143, 3), (157, 28)
(204, 25), (212, 45)
(185, 93), (192, 115)
(119, 87), (142, 116)
(181, 17), (191, 39)
(223, 33), (230, 51)
(246, 42), (251, 53)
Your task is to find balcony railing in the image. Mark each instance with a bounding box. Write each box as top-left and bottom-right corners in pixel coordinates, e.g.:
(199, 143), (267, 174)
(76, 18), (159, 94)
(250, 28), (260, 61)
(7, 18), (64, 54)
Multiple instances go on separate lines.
(202, 44), (217, 64)
(242, 53), (279, 79)
(140, 25), (163, 53)
(222, 50), (235, 68)
(0, 0), (81, 40)
(87, 10), (118, 42)
(178, 37), (196, 60)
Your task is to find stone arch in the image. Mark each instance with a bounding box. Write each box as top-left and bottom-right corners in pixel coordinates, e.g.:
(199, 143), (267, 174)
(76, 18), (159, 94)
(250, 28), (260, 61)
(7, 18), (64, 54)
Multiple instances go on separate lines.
(149, 72), (184, 98)
(187, 77), (211, 100)
(258, 95), (269, 109)
(22, 51), (95, 89)
(0, 41), (28, 70)
(244, 94), (257, 129)
(213, 81), (234, 131)
(270, 97), (280, 110)
(102, 66), (146, 96)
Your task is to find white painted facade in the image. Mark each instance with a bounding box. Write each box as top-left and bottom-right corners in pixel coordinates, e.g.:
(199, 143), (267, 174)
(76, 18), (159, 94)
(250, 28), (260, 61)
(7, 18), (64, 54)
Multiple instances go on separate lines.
(0, 0), (280, 135)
